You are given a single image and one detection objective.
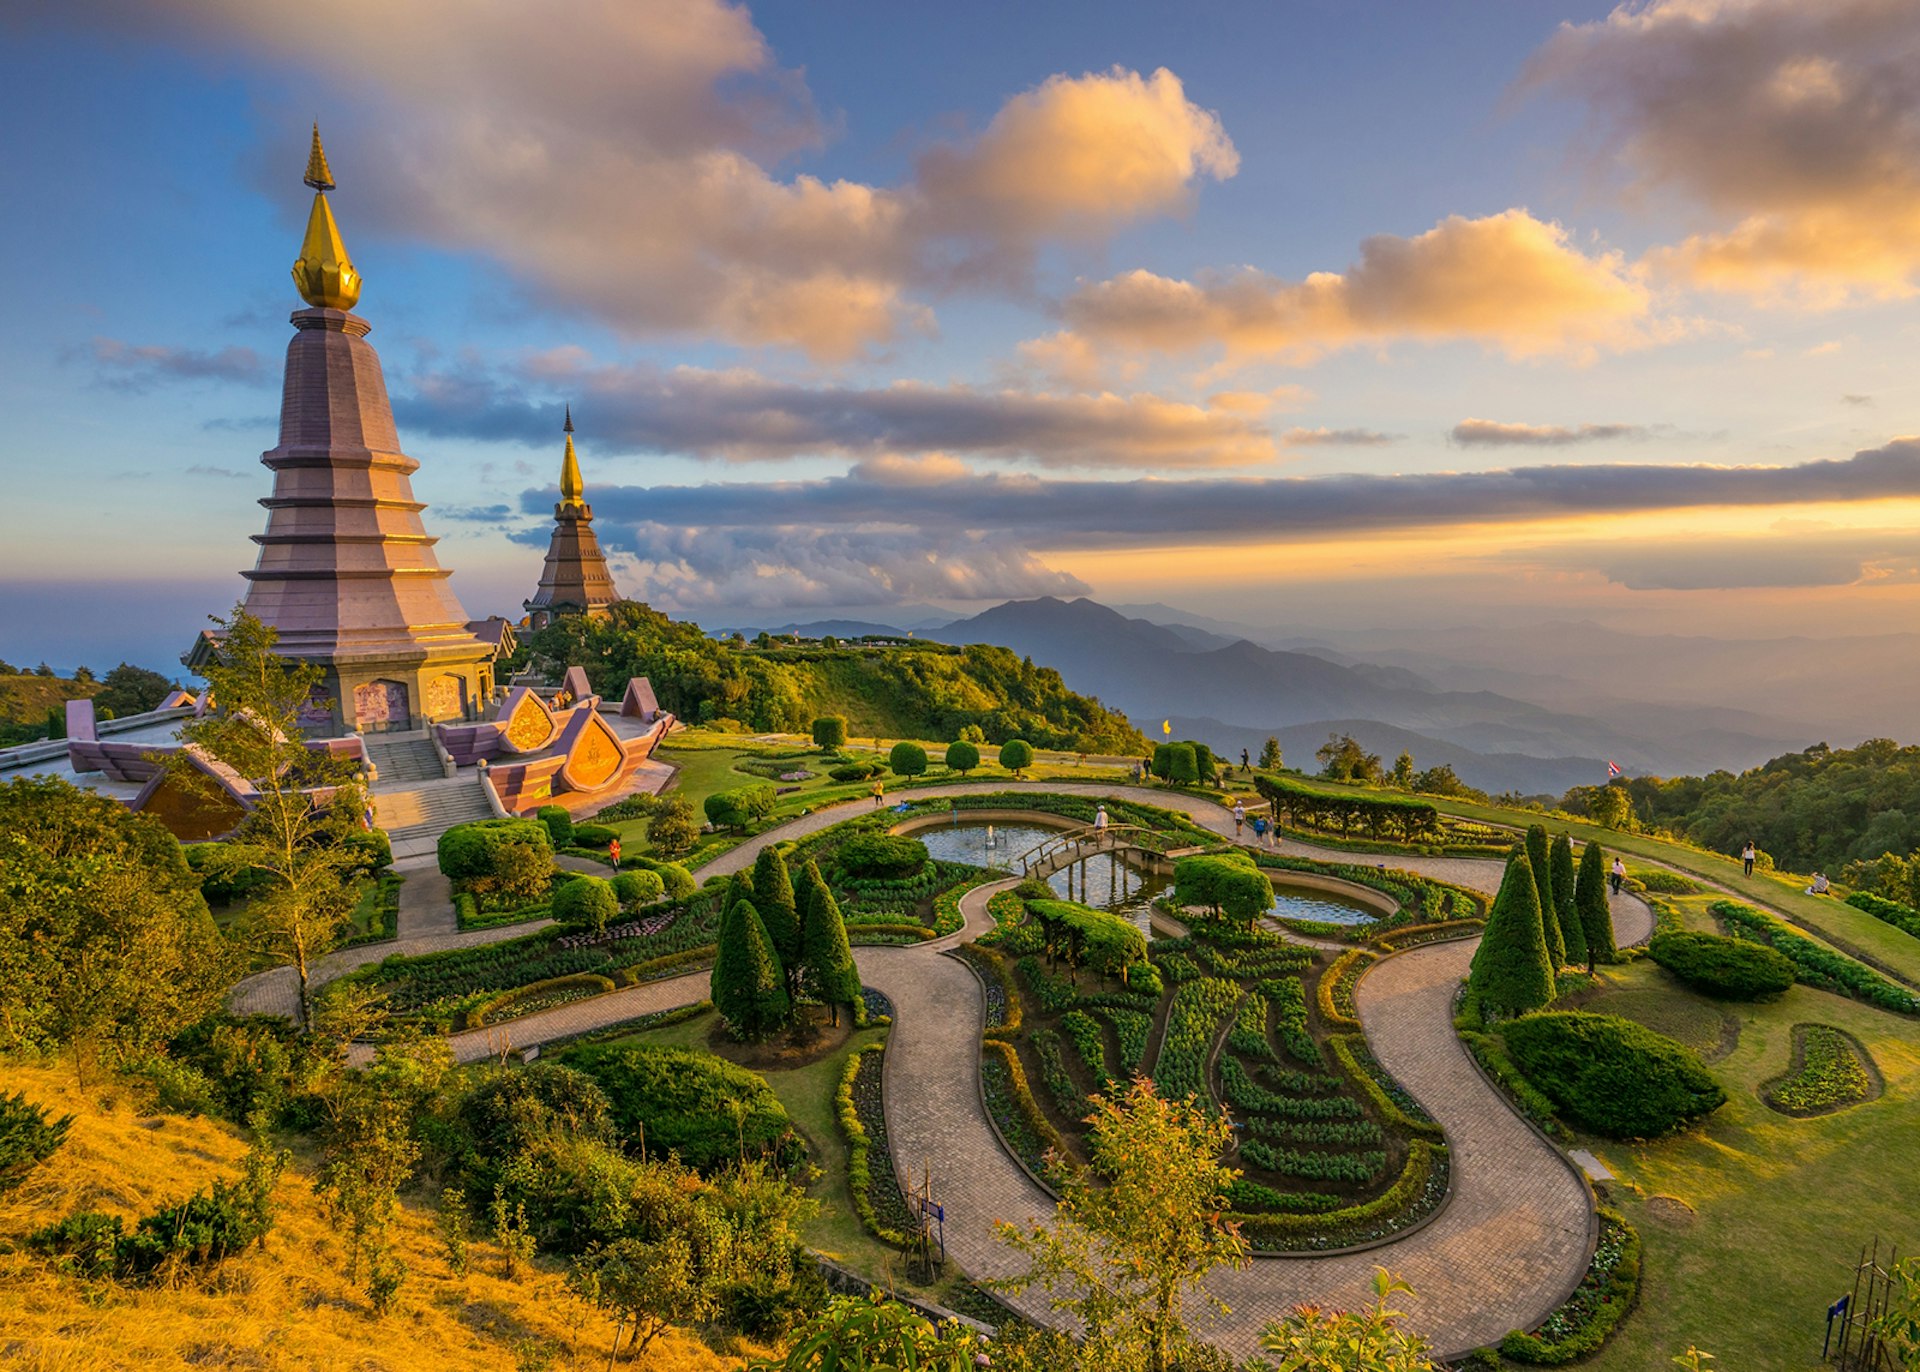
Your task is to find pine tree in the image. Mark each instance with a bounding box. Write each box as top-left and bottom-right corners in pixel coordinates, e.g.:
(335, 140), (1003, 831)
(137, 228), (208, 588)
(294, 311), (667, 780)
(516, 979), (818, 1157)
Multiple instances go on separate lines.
(1469, 849), (1556, 1018)
(1526, 825), (1567, 969)
(802, 876), (861, 1027)
(1575, 840), (1618, 970)
(752, 846), (801, 997)
(1550, 833), (1587, 967)
(710, 897), (790, 1042)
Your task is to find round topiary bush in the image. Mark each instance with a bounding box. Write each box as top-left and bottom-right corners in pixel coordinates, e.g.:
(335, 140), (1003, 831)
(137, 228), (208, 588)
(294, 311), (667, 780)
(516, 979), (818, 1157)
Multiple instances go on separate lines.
(829, 762), (883, 782)
(571, 822), (617, 848)
(1500, 1011), (1726, 1138)
(837, 833), (928, 879)
(945, 739), (979, 773)
(437, 817), (552, 882)
(536, 805), (574, 848)
(887, 741), (928, 781)
(998, 738), (1035, 774)
(1649, 930), (1796, 999)
(611, 869), (666, 909)
(552, 875), (619, 930)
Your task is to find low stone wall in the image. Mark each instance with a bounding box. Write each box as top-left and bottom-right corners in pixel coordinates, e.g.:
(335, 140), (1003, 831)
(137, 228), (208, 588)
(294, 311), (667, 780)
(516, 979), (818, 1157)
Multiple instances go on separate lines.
(1269, 868), (1400, 917)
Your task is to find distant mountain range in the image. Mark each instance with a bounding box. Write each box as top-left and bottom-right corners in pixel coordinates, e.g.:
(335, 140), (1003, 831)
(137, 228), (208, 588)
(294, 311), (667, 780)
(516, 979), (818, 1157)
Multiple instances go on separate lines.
(728, 595), (1832, 796)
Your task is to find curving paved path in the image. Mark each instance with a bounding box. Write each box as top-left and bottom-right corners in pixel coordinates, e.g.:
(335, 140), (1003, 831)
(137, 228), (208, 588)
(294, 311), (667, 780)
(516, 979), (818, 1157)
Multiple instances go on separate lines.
(391, 781), (1651, 1358)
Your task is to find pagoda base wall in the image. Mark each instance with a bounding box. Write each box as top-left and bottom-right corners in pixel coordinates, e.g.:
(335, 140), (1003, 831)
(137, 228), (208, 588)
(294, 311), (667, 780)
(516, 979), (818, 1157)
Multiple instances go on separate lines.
(300, 648), (497, 737)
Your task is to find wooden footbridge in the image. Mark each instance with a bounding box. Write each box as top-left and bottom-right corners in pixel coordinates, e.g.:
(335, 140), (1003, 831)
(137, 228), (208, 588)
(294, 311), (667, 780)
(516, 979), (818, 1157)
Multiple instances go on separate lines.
(1009, 823), (1208, 881)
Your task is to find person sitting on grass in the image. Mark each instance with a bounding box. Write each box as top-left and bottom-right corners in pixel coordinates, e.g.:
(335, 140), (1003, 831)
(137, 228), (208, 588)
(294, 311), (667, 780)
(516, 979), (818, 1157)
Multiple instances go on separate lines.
(1806, 872), (1830, 895)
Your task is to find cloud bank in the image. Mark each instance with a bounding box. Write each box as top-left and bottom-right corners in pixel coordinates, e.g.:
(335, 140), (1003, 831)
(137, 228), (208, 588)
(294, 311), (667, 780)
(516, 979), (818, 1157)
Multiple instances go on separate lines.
(1450, 419), (1651, 447)
(83, 338), (265, 390)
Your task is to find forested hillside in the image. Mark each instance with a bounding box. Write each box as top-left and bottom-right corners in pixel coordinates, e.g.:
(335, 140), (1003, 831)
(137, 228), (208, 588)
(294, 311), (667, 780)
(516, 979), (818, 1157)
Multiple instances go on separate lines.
(0, 661), (178, 746)
(512, 603), (1147, 753)
(1569, 738), (1920, 876)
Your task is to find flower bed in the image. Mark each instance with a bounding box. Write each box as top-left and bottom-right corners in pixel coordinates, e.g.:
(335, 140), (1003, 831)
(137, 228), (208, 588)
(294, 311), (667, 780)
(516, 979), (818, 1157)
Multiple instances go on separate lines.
(1329, 1034), (1443, 1139)
(981, 1038), (1067, 1179)
(1231, 1140), (1450, 1252)
(1499, 1209), (1641, 1364)
(1152, 977), (1241, 1107)
(1713, 900), (1920, 1014)
(1761, 1024), (1874, 1116)
(1318, 948), (1375, 1029)
(1226, 990), (1277, 1060)
(839, 1045), (909, 1244)
(1030, 1028), (1087, 1120)
(465, 972), (617, 1028)
(1100, 1006), (1153, 1073)
(1059, 1010), (1115, 1091)
(1261, 975), (1321, 1065)
(1845, 890), (1920, 941)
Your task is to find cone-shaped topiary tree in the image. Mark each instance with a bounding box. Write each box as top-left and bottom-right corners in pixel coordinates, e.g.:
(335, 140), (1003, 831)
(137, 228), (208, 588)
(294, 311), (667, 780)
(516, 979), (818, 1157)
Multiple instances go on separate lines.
(1550, 833), (1587, 968)
(802, 875), (862, 1027)
(1469, 848), (1557, 1018)
(1526, 825), (1567, 969)
(753, 846), (801, 996)
(711, 897), (790, 1042)
(1576, 840), (1618, 970)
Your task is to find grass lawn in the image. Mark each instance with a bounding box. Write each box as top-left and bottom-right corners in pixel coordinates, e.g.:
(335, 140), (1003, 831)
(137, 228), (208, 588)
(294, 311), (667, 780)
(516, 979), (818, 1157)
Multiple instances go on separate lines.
(589, 1008), (978, 1306)
(1543, 958), (1920, 1371)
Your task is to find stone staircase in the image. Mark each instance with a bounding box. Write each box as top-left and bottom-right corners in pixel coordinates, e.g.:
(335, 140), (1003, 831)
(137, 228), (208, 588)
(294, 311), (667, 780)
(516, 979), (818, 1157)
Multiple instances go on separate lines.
(376, 777), (495, 857)
(365, 732), (445, 784)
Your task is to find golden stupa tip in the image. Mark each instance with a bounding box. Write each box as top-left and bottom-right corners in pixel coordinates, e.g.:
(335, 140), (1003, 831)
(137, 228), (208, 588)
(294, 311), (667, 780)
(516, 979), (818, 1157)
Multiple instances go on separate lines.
(560, 409), (585, 507)
(303, 122), (335, 193)
(564, 403), (574, 435)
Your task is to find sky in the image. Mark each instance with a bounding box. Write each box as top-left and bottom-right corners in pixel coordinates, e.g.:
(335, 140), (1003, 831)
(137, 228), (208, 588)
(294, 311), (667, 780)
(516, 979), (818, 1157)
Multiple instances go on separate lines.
(3, 0), (1920, 674)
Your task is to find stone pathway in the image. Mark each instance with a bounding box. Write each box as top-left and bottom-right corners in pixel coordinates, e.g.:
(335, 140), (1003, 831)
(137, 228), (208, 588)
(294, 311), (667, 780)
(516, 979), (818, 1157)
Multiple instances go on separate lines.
(232, 776), (1658, 1355)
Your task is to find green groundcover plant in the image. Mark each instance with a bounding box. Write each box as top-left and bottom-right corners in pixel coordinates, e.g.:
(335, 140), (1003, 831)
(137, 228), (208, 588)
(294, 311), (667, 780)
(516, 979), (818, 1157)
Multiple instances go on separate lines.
(1500, 1012), (1725, 1138)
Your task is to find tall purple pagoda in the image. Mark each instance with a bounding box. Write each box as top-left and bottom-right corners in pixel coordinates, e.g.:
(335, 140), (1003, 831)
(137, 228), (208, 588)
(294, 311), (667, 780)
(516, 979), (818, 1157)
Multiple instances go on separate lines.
(523, 407), (623, 629)
(187, 126), (495, 734)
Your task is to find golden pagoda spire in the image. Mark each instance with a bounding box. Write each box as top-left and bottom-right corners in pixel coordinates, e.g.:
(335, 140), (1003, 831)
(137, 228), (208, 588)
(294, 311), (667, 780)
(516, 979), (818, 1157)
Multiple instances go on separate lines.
(559, 405), (585, 509)
(291, 123), (362, 310)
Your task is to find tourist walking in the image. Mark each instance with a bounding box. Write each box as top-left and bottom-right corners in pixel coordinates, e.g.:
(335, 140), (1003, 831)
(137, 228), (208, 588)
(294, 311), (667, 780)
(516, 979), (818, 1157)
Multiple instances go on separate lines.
(1252, 816), (1267, 847)
(1610, 856), (1625, 895)
(1233, 799), (1246, 835)
(1741, 840), (1756, 877)
(1094, 803), (1109, 832)
(871, 778), (885, 808)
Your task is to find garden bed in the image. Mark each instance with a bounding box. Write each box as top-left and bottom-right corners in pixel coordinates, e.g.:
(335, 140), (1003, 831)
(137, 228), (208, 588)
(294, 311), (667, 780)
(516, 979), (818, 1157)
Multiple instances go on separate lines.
(1497, 1207), (1641, 1364)
(1760, 1023), (1879, 1117)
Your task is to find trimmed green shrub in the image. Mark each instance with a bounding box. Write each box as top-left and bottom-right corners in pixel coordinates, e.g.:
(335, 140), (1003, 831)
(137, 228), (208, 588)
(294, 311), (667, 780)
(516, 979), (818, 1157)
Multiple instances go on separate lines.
(551, 875), (619, 931)
(571, 822), (617, 848)
(887, 741), (928, 781)
(1637, 869), (1703, 895)
(945, 740), (980, 774)
(711, 898), (790, 1041)
(1151, 741), (1198, 784)
(1649, 930), (1796, 998)
(998, 739), (1034, 774)
(800, 862), (861, 1024)
(1174, 852), (1266, 920)
(535, 804), (574, 848)
(561, 1043), (803, 1173)
(1713, 901), (1920, 1013)
(610, 869), (665, 909)
(1254, 774), (1440, 844)
(1550, 834), (1587, 967)
(753, 846), (802, 975)
(625, 855), (696, 899)
(1575, 840), (1617, 966)
(1024, 898), (1148, 978)
(1469, 850), (1556, 1017)
(1500, 1011), (1726, 1138)
(828, 761), (884, 782)
(704, 783), (776, 832)
(1846, 890), (1920, 940)
(0, 1091), (73, 1194)
(812, 716), (848, 750)
(1527, 827), (1566, 968)
(837, 833), (928, 879)
(437, 817), (552, 882)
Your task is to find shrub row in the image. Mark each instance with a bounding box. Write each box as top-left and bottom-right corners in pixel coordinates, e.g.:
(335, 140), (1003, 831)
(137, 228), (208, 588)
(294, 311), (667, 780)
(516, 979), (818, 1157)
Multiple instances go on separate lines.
(1845, 890), (1920, 941)
(837, 1045), (906, 1245)
(1100, 1008), (1153, 1073)
(1328, 1034), (1443, 1139)
(981, 1038), (1068, 1180)
(1016, 956), (1078, 1013)
(1713, 901), (1920, 1014)
(1246, 1115), (1385, 1148)
(1030, 1029), (1087, 1121)
(1228, 1179), (1345, 1214)
(1231, 1141), (1447, 1251)
(1317, 948), (1375, 1029)
(1260, 976), (1321, 1065)
(1458, 1028), (1568, 1139)
(1152, 978), (1241, 1107)
(1227, 991), (1276, 1061)
(464, 972), (617, 1028)
(1059, 1011), (1115, 1092)
(1240, 1139), (1385, 1185)
(1217, 1057), (1363, 1121)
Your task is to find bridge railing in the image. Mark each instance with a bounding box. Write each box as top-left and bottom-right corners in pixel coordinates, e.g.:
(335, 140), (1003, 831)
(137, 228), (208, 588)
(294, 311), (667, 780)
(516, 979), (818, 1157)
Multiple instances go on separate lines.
(1012, 824), (1158, 877)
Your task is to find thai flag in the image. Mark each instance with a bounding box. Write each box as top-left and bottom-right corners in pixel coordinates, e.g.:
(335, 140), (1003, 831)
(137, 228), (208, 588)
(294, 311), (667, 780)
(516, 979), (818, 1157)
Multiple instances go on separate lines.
(1606, 761), (1622, 778)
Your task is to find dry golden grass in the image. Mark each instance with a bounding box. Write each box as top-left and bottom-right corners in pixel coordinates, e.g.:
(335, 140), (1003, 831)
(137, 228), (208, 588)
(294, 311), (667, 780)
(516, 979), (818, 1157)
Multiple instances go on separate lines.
(0, 1059), (769, 1372)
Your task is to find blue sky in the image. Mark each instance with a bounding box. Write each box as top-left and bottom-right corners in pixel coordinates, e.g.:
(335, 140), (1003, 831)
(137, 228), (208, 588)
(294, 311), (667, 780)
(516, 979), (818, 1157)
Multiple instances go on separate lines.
(3, 0), (1919, 674)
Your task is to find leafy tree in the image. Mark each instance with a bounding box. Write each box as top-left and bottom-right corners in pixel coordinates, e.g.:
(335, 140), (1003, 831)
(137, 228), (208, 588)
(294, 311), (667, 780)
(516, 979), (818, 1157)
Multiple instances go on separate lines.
(811, 716), (847, 750)
(945, 739), (980, 774)
(958, 723), (987, 744)
(647, 793), (699, 857)
(1391, 752), (1416, 788)
(800, 863), (861, 1026)
(1550, 834), (1587, 967)
(93, 662), (177, 717)
(996, 1079), (1249, 1372)
(751, 1291), (982, 1370)
(1468, 849), (1556, 1018)
(888, 741), (929, 782)
(1259, 736), (1283, 770)
(712, 898), (791, 1041)
(706, 784), (776, 832)
(1525, 826), (1567, 969)
(1260, 1268), (1437, 1371)
(1316, 732), (1383, 784)
(1152, 742), (1198, 785)
(1587, 784), (1634, 831)
(1868, 1256), (1920, 1370)
(0, 1091), (73, 1193)
(179, 607), (369, 1026)
(999, 738), (1035, 775)
(552, 875), (619, 932)
(1576, 841), (1618, 968)
(0, 777), (232, 1074)
(753, 846), (802, 995)
(1410, 763), (1483, 800)
(535, 804), (573, 848)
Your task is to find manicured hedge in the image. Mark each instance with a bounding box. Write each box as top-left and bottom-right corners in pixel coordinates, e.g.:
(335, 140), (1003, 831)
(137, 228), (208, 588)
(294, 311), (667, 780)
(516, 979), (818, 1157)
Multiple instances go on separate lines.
(1024, 898), (1148, 978)
(1648, 930), (1796, 999)
(837, 833), (928, 879)
(1230, 1140), (1447, 1249)
(704, 783), (776, 831)
(572, 822), (618, 848)
(611, 868), (665, 909)
(1254, 774), (1440, 843)
(1846, 890), (1920, 941)
(437, 817), (552, 881)
(551, 875), (619, 929)
(1153, 977), (1242, 1106)
(837, 1045), (906, 1244)
(1712, 901), (1920, 1014)
(561, 1043), (803, 1173)
(1500, 1012), (1725, 1138)
(1329, 1034), (1442, 1139)
(466, 972), (616, 1028)
(535, 804), (573, 848)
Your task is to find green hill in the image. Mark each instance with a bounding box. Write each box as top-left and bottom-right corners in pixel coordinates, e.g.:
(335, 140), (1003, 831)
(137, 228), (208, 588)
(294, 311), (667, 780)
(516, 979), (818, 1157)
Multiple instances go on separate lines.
(511, 603), (1147, 753)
